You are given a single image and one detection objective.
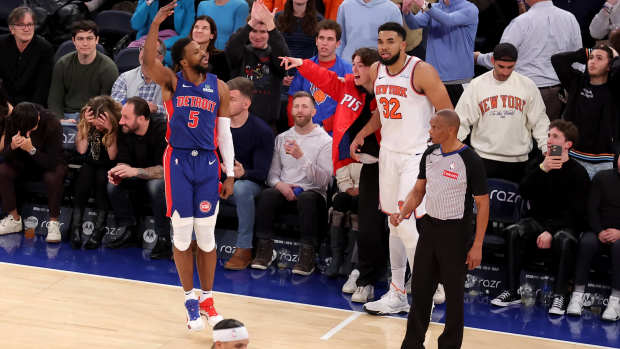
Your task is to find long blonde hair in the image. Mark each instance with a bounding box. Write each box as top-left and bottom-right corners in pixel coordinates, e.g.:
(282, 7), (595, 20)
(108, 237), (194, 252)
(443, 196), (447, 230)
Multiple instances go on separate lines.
(78, 96), (121, 148)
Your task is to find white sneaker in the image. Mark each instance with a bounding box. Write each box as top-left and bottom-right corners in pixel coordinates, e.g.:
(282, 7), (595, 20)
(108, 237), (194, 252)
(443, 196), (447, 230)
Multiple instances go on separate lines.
(602, 296), (620, 321)
(351, 285), (374, 303)
(0, 215), (22, 235)
(342, 269), (359, 294)
(566, 292), (585, 316)
(363, 288), (409, 315)
(433, 284), (446, 305)
(46, 221), (61, 243)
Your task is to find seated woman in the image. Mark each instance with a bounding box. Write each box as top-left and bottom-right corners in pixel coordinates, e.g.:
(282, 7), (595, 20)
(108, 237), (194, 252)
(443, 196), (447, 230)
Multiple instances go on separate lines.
(71, 96), (121, 249)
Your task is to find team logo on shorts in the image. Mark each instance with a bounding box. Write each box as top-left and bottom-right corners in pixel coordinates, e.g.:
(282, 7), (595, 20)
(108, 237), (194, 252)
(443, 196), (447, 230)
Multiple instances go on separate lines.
(199, 200), (212, 213)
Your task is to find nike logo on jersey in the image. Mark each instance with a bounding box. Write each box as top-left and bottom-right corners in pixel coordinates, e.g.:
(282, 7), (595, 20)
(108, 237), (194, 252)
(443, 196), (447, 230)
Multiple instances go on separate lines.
(209, 159), (216, 165)
(182, 84), (192, 88)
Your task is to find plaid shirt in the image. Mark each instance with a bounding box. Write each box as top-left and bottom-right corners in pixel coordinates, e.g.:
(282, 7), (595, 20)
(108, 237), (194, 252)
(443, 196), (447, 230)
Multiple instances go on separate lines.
(111, 67), (165, 115)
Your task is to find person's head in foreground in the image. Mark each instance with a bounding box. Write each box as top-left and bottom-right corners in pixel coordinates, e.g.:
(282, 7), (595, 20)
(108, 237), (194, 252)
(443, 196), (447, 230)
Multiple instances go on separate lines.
(212, 319), (249, 349)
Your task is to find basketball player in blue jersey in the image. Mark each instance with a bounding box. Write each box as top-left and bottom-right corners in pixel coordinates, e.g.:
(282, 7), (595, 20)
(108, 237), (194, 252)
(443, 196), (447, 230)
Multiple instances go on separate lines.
(143, 1), (235, 331)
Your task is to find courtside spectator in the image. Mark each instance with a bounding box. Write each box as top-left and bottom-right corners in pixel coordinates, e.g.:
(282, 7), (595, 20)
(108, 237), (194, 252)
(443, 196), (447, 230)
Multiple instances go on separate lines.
(0, 7), (53, 106)
(131, 0), (195, 66)
(226, 0), (289, 130)
(111, 39), (166, 117)
(71, 96), (121, 249)
(336, 0), (402, 63)
(287, 20), (352, 127)
(590, 0), (620, 40)
(211, 319), (250, 349)
(402, 0), (479, 105)
(251, 91), (332, 275)
(566, 149), (620, 322)
(197, 0), (249, 50)
(491, 120), (590, 316)
(0, 103), (66, 243)
(223, 77), (275, 270)
(325, 161), (361, 277)
(475, 0), (582, 120)
(48, 20), (118, 122)
(106, 97), (170, 257)
(456, 43), (549, 182)
(189, 16), (230, 81)
(551, 45), (620, 178)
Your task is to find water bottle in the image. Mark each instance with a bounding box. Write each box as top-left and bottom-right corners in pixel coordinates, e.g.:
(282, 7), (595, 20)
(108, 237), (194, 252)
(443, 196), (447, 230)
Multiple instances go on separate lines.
(590, 293), (603, 315)
(466, 275), (480, 296)
(540, 276), (553, 306)
(521, 283), (535, 307)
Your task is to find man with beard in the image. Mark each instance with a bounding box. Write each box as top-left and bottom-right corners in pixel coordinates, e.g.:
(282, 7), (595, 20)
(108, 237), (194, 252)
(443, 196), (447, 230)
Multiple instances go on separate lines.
(350, 22), (453, 315)
(251, 91), (333, 276)
(106, 97), (169, 252)
(141, 0), (235, 331)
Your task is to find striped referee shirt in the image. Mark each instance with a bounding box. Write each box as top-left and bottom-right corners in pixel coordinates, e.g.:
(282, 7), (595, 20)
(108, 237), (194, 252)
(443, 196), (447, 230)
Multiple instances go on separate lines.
(419, 144), (488, 220)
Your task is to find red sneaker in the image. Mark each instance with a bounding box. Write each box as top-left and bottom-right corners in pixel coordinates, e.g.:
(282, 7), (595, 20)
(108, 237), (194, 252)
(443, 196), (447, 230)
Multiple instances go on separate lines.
(199, 297), (223, 327)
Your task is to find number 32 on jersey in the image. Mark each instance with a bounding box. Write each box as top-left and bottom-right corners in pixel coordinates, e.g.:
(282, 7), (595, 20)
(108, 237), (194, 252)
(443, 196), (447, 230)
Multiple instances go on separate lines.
(379, 97), (402, 119)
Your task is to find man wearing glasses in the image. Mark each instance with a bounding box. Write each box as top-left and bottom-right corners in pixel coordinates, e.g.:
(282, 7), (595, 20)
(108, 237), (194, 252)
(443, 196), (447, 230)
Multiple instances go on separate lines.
(0, 6), (54, 106)
(48, 20), (118, 122)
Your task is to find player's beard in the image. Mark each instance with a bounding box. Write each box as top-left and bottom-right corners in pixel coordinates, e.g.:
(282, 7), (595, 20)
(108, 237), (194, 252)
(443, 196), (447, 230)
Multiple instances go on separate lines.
(192, 62), (209, 74)
(379, 51), (400, 66)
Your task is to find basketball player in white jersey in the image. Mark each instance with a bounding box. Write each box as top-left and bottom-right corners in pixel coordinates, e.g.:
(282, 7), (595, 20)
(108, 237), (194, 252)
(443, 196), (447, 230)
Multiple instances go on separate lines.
(350, 22), (453, 315)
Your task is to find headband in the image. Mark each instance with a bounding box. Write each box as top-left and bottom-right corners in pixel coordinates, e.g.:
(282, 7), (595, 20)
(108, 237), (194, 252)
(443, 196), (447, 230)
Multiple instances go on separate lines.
(213, 326), (249, 342)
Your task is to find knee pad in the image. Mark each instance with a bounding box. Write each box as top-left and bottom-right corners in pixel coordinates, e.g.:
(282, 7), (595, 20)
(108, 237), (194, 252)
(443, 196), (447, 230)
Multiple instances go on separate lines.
(171, 211), (194, 251)
(194, 204), (219, 252)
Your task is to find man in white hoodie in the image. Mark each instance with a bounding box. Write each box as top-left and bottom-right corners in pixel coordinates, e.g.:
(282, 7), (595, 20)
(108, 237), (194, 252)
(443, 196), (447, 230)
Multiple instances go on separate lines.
(251, 91), (333, 276)
(456, 43), (550, 183)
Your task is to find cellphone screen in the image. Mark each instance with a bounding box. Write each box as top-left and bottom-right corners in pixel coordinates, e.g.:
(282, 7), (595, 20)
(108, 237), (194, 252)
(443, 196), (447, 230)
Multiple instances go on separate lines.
(549, 144), (562, 156)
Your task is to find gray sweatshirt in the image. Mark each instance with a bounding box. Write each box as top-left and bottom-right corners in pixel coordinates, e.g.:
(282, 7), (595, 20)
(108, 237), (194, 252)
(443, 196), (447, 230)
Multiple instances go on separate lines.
(267, 125), (333, 198)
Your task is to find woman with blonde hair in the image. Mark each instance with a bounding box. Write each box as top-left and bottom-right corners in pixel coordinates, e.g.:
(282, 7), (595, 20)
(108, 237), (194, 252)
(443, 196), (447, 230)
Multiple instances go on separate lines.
(71, 96), (121, 249)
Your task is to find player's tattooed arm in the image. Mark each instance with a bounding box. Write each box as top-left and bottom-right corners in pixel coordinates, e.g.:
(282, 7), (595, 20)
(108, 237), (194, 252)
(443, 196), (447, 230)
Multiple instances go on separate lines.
(136, 166), (164, 180)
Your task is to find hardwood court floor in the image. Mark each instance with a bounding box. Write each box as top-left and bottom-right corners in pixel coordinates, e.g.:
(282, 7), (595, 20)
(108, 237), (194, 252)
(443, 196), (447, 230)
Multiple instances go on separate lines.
(0, 263), (608, 349)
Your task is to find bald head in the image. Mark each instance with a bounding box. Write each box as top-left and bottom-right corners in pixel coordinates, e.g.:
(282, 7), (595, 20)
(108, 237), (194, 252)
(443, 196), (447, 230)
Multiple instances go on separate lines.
(436, 109), (460, 131)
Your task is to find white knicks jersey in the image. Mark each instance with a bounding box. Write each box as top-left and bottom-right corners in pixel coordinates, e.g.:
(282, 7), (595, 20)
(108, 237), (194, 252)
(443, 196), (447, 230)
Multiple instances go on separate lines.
(375, 55), (434, 155)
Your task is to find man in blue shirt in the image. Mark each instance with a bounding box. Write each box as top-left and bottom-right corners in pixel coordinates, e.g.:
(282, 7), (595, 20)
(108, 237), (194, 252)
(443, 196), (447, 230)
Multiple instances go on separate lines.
(403, 0), (478, 106)
(223, 77), (275, 270)
(287, 19), (352, 128)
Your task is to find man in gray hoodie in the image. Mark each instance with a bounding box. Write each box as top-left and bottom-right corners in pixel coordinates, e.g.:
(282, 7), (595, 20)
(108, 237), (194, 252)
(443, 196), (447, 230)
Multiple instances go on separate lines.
(251, 91), (333, 276)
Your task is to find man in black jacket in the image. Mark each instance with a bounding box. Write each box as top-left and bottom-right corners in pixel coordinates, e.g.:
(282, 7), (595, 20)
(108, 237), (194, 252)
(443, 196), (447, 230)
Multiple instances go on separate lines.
(490, 120), (590, 316)
(0, 6), (54, 106)
(225, 0), (289, 131)
(551, 45), (620, 178)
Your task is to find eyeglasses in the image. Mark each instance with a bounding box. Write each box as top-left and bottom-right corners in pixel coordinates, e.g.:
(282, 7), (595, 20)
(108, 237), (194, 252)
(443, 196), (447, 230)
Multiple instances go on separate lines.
(75, 36), (97, 42)
(12, 23), (34, 30)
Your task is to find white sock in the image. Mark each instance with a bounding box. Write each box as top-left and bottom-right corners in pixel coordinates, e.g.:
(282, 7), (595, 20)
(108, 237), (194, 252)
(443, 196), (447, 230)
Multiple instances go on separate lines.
(389, 234), (407, 293)
(184, 289), (197, 301)
(199, 290), (213, 302)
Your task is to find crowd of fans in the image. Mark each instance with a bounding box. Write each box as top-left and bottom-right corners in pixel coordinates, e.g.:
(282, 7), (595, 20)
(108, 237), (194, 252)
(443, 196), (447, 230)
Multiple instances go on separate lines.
(0, 0), (618, 322)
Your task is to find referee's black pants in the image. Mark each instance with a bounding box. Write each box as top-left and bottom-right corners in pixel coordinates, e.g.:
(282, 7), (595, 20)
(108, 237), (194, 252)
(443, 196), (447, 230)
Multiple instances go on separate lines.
(401, 215), (472, 349)
(356, 163), (389, 286)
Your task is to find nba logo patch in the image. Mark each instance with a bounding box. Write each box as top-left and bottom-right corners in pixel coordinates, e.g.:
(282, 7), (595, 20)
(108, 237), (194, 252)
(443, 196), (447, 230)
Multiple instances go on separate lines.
(199, 200), (212, 213)
(203, 85), (214, 93)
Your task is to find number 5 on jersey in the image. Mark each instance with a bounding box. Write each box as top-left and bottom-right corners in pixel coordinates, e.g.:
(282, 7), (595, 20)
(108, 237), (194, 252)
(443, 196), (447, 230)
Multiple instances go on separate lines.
(379, 97), (402, 119)
(188, 110), (199, 128)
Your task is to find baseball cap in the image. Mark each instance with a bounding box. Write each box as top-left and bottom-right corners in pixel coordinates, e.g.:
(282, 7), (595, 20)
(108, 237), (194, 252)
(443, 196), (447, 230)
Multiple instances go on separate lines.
(493, 43), (518, 62)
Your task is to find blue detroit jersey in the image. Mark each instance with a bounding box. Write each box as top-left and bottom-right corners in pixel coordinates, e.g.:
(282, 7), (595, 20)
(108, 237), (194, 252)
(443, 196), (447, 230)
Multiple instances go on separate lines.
(165, 72), (220, 150)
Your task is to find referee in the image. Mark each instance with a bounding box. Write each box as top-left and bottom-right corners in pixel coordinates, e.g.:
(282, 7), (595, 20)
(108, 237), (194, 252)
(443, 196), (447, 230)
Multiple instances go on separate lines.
(393, 109), (489, 349)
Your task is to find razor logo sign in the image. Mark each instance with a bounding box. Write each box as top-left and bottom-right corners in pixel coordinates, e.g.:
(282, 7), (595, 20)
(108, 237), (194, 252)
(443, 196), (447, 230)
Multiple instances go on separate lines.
(489, 190), (521, 203)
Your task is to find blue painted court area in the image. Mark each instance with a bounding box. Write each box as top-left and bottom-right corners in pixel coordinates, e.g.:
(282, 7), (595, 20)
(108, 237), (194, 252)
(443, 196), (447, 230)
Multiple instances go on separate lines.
(0, 233), (617, 348)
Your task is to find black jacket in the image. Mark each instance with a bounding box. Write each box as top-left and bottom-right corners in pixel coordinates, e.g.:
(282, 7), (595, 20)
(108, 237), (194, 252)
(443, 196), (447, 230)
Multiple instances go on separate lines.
(225, 25), (289, 125)
(551, 49), (620, 155)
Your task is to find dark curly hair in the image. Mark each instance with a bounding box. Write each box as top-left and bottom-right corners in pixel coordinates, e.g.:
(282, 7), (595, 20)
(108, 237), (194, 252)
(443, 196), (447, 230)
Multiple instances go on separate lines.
(276, 0), (318, 37)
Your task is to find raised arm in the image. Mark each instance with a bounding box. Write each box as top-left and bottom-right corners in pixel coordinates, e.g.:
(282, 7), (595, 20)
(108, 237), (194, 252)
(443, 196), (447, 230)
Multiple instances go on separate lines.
(143, 0), (177, 97)
(280, 57), (347, 101)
